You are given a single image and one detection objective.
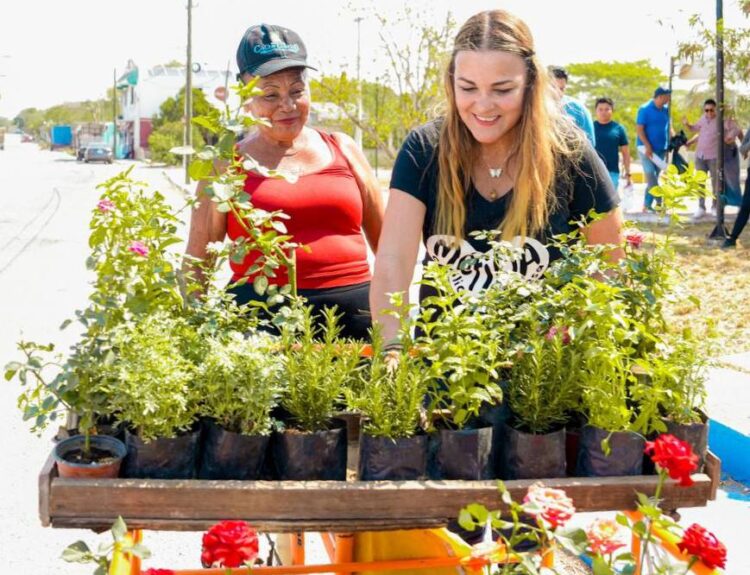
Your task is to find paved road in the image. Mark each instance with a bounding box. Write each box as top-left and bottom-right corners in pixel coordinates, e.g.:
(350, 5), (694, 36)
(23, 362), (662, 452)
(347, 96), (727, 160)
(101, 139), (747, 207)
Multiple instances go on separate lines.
(0, 137), (209, 572)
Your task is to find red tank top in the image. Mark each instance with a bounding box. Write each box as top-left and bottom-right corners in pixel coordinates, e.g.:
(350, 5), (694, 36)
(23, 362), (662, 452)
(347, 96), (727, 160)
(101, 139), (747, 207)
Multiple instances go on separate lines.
(226, 131), (371, 289)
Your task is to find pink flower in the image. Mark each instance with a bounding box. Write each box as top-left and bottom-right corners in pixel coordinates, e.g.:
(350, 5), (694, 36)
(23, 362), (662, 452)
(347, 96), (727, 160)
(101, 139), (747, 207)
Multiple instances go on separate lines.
(545, 325), (571, 345)
(523, 483), (575, 529)
(625, 230), (645, 249)
(97, 199), (115, 213)
(143, 570), (175, 575)
(586, 518), (627, 556)
(128, 240), (149, 257)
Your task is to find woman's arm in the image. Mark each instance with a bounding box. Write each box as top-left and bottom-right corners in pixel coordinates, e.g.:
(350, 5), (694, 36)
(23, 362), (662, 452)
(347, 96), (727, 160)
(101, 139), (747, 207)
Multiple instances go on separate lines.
(370, 190), (426, 344)
(183, 178), (228, 291)
(583, 208), (625, 262)
(333, 132), (386, 252)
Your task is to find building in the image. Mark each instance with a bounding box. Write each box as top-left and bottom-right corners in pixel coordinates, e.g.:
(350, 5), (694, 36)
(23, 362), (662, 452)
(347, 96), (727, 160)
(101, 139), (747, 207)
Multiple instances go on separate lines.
(117, 60), (232, 159)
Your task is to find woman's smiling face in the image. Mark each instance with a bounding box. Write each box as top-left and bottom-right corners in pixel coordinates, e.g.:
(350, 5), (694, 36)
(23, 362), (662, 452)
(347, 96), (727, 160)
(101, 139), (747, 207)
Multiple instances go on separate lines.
(453, 50), (527, 148)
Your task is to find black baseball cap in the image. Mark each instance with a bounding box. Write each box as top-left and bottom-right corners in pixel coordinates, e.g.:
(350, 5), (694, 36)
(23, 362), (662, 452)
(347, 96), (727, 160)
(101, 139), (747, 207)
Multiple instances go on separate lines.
(236, 24), (317, 78)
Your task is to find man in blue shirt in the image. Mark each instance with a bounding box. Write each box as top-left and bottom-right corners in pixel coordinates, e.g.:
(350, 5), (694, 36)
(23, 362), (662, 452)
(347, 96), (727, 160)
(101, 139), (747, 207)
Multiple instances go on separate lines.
(636, 86), (672, 211)
(550, 66), (596, 147)
(594, 97), (631, 190)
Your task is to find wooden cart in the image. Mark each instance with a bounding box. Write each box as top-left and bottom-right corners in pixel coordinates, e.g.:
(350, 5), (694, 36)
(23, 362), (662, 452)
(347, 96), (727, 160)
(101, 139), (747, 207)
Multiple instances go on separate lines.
(39, 447), (722, 575)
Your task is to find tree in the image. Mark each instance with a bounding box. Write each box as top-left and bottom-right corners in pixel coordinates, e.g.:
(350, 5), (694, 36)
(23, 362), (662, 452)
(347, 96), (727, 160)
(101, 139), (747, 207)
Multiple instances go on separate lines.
(565, 60), (668, 152)
(152, 86), (217, 144)
(311, 7), (454, 160)
(675, 4), (750, 128)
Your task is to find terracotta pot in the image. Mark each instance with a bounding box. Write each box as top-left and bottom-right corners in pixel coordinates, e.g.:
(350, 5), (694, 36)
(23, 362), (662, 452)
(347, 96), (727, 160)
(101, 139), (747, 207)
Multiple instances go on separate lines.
(53, 434), (127, 479)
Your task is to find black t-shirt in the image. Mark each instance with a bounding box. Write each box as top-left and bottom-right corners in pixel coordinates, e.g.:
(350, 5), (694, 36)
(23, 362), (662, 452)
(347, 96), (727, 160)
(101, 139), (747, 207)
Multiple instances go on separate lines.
(390, 120), (619, 296)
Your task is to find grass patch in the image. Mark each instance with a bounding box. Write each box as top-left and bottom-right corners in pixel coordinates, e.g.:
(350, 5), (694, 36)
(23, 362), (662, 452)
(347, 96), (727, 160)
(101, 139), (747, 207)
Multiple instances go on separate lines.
(636, 221), (750, 355)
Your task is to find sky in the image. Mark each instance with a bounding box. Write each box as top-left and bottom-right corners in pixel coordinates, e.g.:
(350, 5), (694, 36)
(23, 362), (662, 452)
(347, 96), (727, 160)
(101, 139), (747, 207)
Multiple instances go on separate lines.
(0, 0), (746, 119)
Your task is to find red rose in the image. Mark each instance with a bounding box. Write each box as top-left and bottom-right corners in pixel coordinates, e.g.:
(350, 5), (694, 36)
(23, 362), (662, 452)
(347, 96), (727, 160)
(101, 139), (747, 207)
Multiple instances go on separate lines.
(201, 520), (259, 568)
(644, 434), (698, 487)
(143, 570), (175, 575)
(625, 230), (645, 249)
(523, 483), (575, 529)
(677, 523), (727, 569)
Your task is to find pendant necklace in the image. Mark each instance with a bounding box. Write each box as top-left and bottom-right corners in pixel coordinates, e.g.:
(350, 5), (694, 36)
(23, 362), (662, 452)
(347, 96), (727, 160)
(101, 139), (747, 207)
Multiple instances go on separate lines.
(481, 156), (506, 200)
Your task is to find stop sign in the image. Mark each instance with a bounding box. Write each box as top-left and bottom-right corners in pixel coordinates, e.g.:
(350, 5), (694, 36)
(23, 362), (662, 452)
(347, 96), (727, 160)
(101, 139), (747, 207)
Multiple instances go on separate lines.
(214, 86), (228, 102)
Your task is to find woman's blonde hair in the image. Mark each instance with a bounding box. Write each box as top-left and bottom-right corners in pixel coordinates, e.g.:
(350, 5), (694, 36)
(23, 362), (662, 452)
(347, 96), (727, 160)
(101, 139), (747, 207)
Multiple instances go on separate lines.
(436, 10), (581, 242)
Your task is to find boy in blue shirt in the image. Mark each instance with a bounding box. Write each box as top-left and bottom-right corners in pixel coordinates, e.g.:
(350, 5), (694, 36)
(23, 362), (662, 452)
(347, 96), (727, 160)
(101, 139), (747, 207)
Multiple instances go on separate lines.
(594, 97), (631, 190)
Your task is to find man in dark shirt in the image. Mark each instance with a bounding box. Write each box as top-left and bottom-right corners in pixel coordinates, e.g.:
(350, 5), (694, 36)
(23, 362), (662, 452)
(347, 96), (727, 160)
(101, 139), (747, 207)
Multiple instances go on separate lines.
(593, 97), (631, 191)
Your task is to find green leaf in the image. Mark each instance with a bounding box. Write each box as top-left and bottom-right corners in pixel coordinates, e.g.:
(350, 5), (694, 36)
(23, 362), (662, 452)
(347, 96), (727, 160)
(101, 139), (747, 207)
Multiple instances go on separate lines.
(592, 555), (616, 575)
(4, 362), (22, 381)
(111, 516), (127, 542)
(253, 275), (269, 296)
(61, 541), (92, 563)
(457, 508), (475, 531)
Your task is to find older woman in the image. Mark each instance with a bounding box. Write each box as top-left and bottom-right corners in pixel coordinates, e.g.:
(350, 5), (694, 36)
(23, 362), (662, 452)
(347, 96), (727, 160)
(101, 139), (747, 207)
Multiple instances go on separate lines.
(371, 9), (623, 345)
(185, 24), (384, 339)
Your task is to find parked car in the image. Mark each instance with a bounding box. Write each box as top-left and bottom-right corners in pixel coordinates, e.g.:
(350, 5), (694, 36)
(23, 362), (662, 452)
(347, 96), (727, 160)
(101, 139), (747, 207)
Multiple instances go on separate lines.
(83, 143), (113, 164)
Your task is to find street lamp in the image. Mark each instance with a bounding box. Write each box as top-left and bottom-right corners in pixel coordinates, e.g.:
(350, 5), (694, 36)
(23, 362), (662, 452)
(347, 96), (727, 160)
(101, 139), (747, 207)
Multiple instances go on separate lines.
(184, 0), (194, 185)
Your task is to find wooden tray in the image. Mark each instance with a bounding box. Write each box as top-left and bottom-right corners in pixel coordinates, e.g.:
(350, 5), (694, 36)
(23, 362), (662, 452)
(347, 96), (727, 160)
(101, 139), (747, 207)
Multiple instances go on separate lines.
(39, 451), (721, 532)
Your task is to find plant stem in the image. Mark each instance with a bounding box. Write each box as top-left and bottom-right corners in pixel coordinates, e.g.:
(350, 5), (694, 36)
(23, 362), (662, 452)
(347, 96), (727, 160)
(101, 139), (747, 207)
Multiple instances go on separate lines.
(638, 467), (666, 569)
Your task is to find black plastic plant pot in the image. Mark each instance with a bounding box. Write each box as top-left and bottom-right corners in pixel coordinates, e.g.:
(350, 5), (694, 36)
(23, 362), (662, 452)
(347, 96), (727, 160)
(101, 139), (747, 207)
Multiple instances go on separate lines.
(54, 434), (127, 479)
(431, 426), (494, 480)
(359, 433), (428, 480)
(576, 426), (645, 477)
(664, 419), (709, 472)
(501, 423), (567, 480)
(198, 419), (271, 480)
(273, 419), (348, 480)
(477, 398), (510, 478)
(123, 428), (200, 479)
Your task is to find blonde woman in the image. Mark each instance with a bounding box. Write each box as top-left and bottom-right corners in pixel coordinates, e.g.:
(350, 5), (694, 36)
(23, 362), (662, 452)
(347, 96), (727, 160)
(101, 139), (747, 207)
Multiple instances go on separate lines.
(371, 9), (623, 343)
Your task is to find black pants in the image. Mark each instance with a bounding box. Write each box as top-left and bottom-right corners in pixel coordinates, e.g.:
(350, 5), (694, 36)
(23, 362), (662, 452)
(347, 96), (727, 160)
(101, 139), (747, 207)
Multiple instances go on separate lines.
(729, 168), (750, 242)
(227, 280), (372, 341)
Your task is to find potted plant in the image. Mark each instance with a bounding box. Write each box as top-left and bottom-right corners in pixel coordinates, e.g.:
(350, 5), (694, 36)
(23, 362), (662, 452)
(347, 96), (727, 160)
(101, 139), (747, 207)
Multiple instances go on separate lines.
(108, 312), (201, 479)
(417, 262), (505, 481)
(575, 308), (646, 477)
(348, 325), (429, 480)
(5, 339), (126, 478)
(271, 304), (360, 480)
(195, 331), (283, 479)
(502, 315), (580, 480)
(637, 329), (711, 470)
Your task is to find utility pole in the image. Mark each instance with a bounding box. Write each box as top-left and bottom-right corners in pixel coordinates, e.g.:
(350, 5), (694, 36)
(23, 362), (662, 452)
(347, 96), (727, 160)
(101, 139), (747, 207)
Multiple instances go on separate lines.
(667, 56), (675, 131)
(354, 16), (364, 149)
(709, 0), (728, 240)
(184, 0), (193, 185)
(112, 68), (117, 159)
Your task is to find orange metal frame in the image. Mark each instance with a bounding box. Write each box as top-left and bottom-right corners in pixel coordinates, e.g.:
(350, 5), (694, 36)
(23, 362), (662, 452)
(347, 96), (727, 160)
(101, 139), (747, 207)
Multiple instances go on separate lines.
(110, 521), (723, 575)
(110, 529), (548, 575)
